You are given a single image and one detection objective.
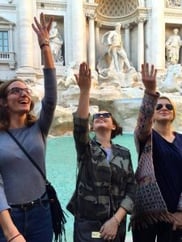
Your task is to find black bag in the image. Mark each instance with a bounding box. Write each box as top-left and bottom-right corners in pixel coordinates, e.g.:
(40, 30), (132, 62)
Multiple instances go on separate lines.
(74, 219), (103, 242)
(46, 182), (67, 242)
(6, 131), (67, 242)
(74, 218), (126, 242)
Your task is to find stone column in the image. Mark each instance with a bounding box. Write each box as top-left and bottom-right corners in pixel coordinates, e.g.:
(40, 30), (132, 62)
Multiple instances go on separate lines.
(67, 0), (86, 65)
(147, 0), (165, 70)
(124, 24), (130, 59)
(137, 17), (144, 71)
(138, 0), (145, 7)
(9, 25), (13, 52)
(9, 24), (16, 69)
(95, 23), (100, 61)
(16, 0), (35, 70)
(85, 5), (97, 71)
(88, 16), (95, 70)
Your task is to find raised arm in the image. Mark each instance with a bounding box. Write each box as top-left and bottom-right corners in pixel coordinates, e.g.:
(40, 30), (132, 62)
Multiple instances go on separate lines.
(135, 63), (159, 144)
(32, 12), (54, 68)
(75, 62), (91, 118)
(32, 13), (57, 135)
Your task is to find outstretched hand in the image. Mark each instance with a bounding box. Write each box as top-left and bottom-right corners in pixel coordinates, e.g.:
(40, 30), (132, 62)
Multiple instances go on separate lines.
(75, 62), (91, 92)
(32, 12), (53, 49)
(141, 63), (157, 94)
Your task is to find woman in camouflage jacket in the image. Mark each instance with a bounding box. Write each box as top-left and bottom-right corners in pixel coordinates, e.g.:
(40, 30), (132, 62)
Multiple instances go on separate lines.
(67, 62), (136, 242)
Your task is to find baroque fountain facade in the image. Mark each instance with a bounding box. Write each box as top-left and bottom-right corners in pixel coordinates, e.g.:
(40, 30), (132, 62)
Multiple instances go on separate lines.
(1, 0), (182, 135)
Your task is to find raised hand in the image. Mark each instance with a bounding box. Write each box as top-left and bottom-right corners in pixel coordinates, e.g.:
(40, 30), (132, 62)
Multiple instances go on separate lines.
(32, 12), (53, 49)
(141, 63), (157, 94)
(75, 62), (91, 93)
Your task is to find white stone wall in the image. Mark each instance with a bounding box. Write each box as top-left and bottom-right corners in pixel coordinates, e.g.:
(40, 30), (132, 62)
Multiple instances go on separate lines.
(0, 0), (182, 79)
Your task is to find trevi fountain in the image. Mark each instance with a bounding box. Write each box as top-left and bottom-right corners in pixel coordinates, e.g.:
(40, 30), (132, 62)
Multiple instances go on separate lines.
(1, 0), (182, 135)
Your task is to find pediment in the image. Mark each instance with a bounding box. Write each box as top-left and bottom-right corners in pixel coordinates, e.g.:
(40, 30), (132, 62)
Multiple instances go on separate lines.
(0, 16), (14, 25)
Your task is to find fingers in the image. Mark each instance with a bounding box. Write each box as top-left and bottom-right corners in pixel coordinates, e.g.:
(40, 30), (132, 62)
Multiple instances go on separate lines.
(47, 17), (54, 33)
(79, 62), (91, 78)
(32, 16), (42, 32)
(141, 63), (157, 78)
(79, 62), (90, 74)
(40, 12), (46, 27)
(74, 74), (79, 84)
(32, 12), (53, 34)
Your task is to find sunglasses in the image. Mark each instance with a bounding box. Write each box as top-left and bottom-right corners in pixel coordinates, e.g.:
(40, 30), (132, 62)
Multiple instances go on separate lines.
(155, 103), (173, 111)
(7, 87), (32, 96)
(93, 112), (111, 119)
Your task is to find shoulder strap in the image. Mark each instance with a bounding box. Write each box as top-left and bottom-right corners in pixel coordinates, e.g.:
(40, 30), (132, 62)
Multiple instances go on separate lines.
(6, 130), (47, 182)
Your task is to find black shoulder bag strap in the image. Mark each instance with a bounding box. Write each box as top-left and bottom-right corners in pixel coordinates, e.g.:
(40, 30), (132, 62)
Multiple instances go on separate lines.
(6, 130), (48, 182)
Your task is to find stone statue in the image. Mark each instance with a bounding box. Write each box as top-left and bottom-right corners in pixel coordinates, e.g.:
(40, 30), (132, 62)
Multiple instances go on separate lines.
(49, 21), (63, 63)
(102, 23), (131, 72)
(167, 0), (181, 7)
(165, 28), (182, 65)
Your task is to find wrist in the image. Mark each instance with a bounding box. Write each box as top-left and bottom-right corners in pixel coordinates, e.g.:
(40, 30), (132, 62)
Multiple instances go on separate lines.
(8, 233), (22, 242)
(145, 90), (159, 97)
(80, 90), (90, 95)
(40, 38), (49, 49)
(112, 215), (120, 226)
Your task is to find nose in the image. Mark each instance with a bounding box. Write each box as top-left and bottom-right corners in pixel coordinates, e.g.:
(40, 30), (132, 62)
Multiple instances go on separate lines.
(20, 89), (28, 96)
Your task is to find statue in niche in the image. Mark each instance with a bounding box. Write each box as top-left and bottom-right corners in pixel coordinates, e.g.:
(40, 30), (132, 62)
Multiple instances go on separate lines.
(165, 28), (182, 65)
(167, 0), (181, 6)
(101, 23), (131, 73)
(49, 21), (64, 63)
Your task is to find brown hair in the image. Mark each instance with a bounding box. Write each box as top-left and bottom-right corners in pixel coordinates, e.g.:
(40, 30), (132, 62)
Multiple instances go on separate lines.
(110, 114), (123, 139)
(0, 79), (36, 130)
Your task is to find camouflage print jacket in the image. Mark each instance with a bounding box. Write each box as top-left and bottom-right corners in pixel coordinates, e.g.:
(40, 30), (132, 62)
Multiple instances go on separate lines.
(67, 113), (136, 222)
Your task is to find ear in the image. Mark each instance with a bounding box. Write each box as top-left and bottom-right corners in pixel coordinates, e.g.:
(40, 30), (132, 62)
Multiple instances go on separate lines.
(0, 98), (8, 107)
(112, 125), (116, 130)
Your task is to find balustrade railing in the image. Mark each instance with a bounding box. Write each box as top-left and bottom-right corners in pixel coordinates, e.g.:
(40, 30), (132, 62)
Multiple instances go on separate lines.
(0, 52), (16, 69)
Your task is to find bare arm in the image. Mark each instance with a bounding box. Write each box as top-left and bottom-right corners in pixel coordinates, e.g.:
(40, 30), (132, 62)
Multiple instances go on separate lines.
(0, 210), (25, 242)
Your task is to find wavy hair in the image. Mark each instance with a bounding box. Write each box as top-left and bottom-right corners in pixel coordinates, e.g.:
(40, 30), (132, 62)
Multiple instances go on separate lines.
(0, 79), (36, 131)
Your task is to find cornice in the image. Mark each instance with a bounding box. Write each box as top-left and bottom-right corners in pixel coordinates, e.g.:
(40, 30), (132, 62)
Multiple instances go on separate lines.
(36, 1), (67, 10)
(0, 4), (16, 11)
(165, 7), (182, 17)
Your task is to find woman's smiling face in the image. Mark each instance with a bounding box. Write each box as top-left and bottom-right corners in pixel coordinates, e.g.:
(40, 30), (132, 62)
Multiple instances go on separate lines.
(6, 81), (32, 115)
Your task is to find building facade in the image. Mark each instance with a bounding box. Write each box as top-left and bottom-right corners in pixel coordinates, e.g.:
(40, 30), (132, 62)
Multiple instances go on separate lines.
(0, 0), (182, 81)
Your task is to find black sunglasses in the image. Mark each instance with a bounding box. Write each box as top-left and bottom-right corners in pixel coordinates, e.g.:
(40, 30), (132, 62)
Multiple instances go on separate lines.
(93, 112), (111, 119)
(155, 103), (173, 111)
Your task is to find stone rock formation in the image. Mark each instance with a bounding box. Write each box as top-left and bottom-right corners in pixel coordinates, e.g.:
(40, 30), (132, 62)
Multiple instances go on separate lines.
(27, 64), (182, 136)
